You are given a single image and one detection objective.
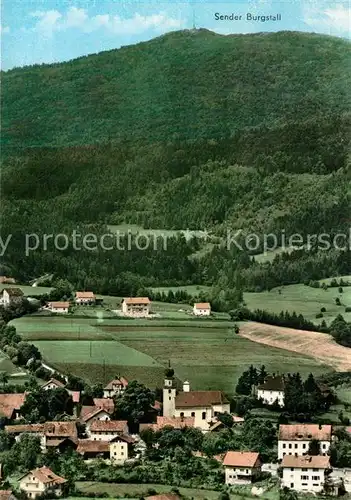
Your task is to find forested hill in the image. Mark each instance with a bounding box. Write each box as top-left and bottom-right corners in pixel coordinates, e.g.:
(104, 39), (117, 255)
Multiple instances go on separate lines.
(2, 29), (350, 148)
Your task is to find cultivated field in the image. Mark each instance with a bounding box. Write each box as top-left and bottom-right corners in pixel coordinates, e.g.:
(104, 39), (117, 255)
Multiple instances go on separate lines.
(10, 313), (332, 392)
(239, 322), (351, 372)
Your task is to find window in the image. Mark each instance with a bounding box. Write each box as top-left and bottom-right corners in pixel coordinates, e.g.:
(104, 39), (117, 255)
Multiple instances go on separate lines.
(302, 443), (306, 449)
(283, 443), (286, 449)
(302, 468), (307, 472)
(312, 476), (320, 481)
(169, 397), (171, 401)
(322, 444), (326, 449)
(191, 412), (195, 417)
(290, 483), (294, 488)
(288, 443), (292, 449)
(168, 389), (172, 394)
(294, 443), (298, 448)
(180, 412), (184, 417)
(301, 475), (309, 480)
(202, 412), (206, 420)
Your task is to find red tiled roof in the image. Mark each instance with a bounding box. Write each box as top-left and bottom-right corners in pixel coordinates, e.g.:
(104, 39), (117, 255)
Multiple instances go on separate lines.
(223, 451), (260, 468)
(194, 302), (211, 309)
(77, 440), (109, 454)
(68, 390), (80, 403)
(123, 297), (150, 304)
(75, 291), (95, 299)
(90, 420), (128, 432)
(6, 421), (77, 438)
(140, 416), (195, 432)
(0, 393), (26, 418)
(278, 424), (332, 441)
(0, 491), (17, 500)
(80, 406), (108, 422)
(175, 391), (228, 408)
(93, 398), (114, 413)
(104, 377), (128, 390)
(20, 466), (66, 485)
(47, 301), (70, 308)
(281, 455), (330, 469)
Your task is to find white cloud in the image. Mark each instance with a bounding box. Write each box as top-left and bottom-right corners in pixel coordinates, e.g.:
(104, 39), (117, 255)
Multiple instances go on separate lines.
(303, 3), (350, 35)
(31, 10), (62, 37)
(0, 25), (10, 34)
(29, 7), (182, 37)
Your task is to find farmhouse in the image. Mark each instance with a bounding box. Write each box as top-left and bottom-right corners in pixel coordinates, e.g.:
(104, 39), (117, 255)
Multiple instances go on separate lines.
(223, 451), (261, 485)
(93, 398), (115, 414)
(0, 288), (24, 307)
(122, 297), (150, 317)
(41, 378), (65, 391)
(163, 378), (230, 431)
(87, 419), (128, 441)
(257, 374), (285, 407)
(0, 277), (16, 284)
(193, 302), (211, 316)
(103, 377), (128, 398)
(46, 301), (70, 314)
(278, 424), (332, 460)
(75, 291), (96, 305)
(19, 466), (66, 499)
(281, 455), (331, 493)
(140, 416), (195, 432)
(0, 393), (26, 420)
(5, 421), (78, 451)
(77, 440), (110, 460)
(110, 434), (135, 464)
(81, 407), (111, 436)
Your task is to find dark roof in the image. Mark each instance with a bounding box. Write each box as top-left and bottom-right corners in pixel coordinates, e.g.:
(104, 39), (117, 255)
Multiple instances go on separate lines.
(3, 288), (23, 297)
(175, 391), (228, 408)
(258, 375), (285, 391)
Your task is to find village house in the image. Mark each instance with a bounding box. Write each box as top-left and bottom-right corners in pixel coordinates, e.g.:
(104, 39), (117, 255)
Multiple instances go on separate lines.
(278, 424), (332, 460)
(103, 377), (128, 398)
(121, 297), (151, 317)
(19, 466), (66, 499)
(281, 455), (331, 493)
(80, 406), (111, 435)
(110, 434), (135, 464)
(0, 277), (16, 284)
(0, 491), (18, 500)
(223, 451), (261, 485)
(193, 302), (211, 316)
(140, 415), (195, 432)
(77, 440), (110, 461)
(257, 374), (285, 407)
(87, 419), (128, 441)
(163, 378), (230, 431)
(0, 288), (24, 307)
(75, 291), (96, 305)
(208, 415), (244, 432)
(0, 393), (26, 420)
(93, 398), (115, 414)
(41, 378), (65, 391)
(5, 422), (77, 452)
(46, 301), (70, 314)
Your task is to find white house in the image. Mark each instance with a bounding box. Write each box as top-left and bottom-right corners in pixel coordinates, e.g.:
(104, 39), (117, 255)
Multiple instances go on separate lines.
(121, 297), (150, 317)
(281, 455), (331, 493)
(257, 375), (285, 407)
(110, 434), (135, 464)
(19, 466), (66, 498)
(41, 378), (65, 391)
(278, 424), (332, 460)
(223, 451), (261, 485)
(75, 291), (96, 305)
(193, 302), (211, 316)
(87, 420), (129, 441)
(103, 377), (128, 398)
(163, 378), (230, 431)
(0, 288), (24, 307)
(46, 301), (70, 314)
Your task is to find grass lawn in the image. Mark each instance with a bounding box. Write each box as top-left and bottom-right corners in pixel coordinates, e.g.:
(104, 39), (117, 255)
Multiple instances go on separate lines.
(10, 309), (332, 392)
(244, 283), (351, 325)
(75, 481), (276, 499)
(0, 284), (53, 296)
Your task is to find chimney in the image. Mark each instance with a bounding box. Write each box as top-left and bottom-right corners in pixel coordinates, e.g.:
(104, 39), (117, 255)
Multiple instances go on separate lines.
(183, 381), (190, 392)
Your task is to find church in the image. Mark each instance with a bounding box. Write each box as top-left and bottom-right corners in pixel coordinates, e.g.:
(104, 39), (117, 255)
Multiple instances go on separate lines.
(163, 375), (230, 431)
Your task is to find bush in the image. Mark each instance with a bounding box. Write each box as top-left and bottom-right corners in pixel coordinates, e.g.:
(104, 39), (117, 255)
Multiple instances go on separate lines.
(345, 307), (351, 312)
(315, 312), (323, 318)
(320, 307), (326, 312)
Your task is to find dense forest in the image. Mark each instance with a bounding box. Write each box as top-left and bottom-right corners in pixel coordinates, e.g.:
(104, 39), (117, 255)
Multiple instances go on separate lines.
(1, 29), (350, 294)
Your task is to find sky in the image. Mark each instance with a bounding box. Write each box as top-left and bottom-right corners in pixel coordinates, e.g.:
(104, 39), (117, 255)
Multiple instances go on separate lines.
(1, 0), (350, 70)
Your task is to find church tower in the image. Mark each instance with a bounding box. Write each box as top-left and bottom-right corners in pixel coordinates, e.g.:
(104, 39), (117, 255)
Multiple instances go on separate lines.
(163, 370), (176, 417)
